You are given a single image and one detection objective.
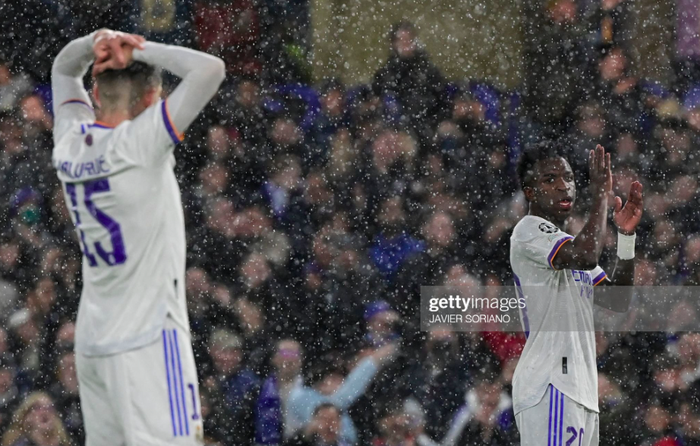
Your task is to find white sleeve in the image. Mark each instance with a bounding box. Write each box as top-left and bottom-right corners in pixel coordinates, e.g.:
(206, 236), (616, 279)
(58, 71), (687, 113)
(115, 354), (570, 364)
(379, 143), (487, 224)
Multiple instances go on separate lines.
(515, 219), (574, 270)
(131, 42), (225, 134)
(51, 33), (97, 142)
(590, 265), (609, 286)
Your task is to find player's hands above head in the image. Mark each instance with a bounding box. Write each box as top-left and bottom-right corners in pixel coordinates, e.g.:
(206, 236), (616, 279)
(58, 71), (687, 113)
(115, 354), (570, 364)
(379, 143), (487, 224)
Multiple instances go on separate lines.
(92, 30), (145, 77)
(614, 180), (643, 235)
(588, 144), (613, 201)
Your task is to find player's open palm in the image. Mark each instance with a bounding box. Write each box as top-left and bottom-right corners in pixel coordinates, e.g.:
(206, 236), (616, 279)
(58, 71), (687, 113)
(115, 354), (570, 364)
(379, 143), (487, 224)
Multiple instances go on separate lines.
(614, 180), (643, 235)
(92, 30), (145, 76)
(589, 144), (613, 200)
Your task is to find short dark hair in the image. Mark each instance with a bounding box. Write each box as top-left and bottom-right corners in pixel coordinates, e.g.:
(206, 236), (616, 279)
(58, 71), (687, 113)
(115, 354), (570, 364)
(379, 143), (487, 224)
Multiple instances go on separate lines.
(95, 61), (162, 109)
(313, 402), (341, 417)
(390, 21), (417, 43)
(516, 140), (567, 189)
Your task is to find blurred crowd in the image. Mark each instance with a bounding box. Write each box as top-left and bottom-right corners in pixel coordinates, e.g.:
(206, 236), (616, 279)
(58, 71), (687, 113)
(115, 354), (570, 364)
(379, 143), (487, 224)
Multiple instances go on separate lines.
(1, 0), (700, 445)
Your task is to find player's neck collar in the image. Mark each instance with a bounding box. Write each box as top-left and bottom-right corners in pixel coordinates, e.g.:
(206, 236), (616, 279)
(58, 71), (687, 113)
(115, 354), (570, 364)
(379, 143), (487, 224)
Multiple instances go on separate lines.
(89, 121), (116, 129)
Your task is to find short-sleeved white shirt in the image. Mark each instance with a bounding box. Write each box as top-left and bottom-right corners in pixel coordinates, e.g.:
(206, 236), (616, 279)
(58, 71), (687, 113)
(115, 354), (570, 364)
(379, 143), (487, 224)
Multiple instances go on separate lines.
(510, 215), (607, 415)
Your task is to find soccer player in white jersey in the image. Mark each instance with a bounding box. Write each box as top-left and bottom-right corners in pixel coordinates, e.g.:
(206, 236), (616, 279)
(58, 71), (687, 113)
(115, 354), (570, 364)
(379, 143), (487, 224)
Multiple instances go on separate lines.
(51, 29), (225, 445)
(510, 142), (643, 446)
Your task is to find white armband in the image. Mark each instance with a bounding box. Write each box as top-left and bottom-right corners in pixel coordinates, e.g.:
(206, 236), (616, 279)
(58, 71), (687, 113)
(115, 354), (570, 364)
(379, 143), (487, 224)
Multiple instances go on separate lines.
(617, 232), (636, 260)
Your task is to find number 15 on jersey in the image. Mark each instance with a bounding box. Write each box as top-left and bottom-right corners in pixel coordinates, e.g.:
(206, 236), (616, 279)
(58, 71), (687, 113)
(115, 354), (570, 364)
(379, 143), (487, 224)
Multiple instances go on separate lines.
(66, 178), (127, 267)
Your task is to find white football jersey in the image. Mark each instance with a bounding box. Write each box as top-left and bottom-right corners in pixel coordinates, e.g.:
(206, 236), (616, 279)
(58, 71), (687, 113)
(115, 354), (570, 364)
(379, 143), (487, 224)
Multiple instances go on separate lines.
(509, 215), (607, 415)
(53, 99), (190, 356)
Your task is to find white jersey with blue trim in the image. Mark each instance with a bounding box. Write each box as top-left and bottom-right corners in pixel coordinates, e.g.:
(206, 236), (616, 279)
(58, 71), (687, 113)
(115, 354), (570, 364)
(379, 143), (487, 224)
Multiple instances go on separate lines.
(53, 100), (189, 356)
(509, 215), (607, 415)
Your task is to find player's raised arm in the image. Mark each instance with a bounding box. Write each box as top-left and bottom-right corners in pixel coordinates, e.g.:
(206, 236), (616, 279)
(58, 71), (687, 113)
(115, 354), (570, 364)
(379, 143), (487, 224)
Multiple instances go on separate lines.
(551, 144), (611, 271)
(52, 30), (145, 140)
(594, 180), (643, 312)
(51, 33), (97, 141)
(128, 41), (226, 134)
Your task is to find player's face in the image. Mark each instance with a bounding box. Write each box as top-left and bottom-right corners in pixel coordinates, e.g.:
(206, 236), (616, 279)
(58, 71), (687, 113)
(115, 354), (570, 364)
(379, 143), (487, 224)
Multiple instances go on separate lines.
(529, 157), (576, 222)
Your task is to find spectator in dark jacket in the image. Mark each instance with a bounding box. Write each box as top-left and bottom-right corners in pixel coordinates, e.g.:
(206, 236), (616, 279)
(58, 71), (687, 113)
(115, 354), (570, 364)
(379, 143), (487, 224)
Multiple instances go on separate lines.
(522, 0), (590, 135)
(372, 22), (448, 143)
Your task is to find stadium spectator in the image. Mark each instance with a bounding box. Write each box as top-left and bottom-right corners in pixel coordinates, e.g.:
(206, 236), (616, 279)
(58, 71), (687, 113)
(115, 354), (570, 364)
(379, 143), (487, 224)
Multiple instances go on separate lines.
(205, 329), (259, 446)
(284, 403), (343, 446)
(48, 352), (81, 445)
(587, 45), (644, 132)
(401, 326), (467, 442)
(287, 342), (397, 444)
(521, 0), (589, 135)
(0, 62), (32, 114)
(194, 0), (261, 75)
(0, 391), (71, 446)
(372, 22), (448, 143)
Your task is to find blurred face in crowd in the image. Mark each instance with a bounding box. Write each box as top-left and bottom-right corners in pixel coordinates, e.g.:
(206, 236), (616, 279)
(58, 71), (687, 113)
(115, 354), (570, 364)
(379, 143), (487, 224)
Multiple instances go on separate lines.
(236, 80), (260, 109)
(426, 326), (458, 366)
(475, 379), (502, 416)
(379, 411), (411, 445)
(452, 96), (485, 123)
(0, 241), (20, 271)
(645, 405), (672, 433)
(577, 105), (605, 138)
(686, 107), (700, 132)
(19, 95), (49, 125)
(317, 372), (344, 396)
(56, 322), (75, 351)
(0, 64), (10, 85)
(613, 166), (638, 199)
(14, 316), (39, 347)
(684, 237), (700, 270)
(328, 129), (356, 178)
(271, 118), (302, 147)
(422, 212), (455, 250)
(548, 0), (577, 25)
(378, 197), (406, 236)
(211, 342), (242, 376)
(273, 340), (302, 378)
(0, 328), (8, 355)
(305, 172), (334, 207)
(207, 126), (231, 160)
(0, 368), (13, 395)
(653, 219), (678, 253)
(615, 133), (638, 161)
(393, 29), (417, 59)
(597, 374), (622, 405)
(599, 48), (627, 82)
(234, 298), (263, 335)
(57, 352), (78, 394)
(23, 394), (59, 440)
(271, 155), (302, 190)
(367, 309), (399, 344)
(524, 157), (576, 227)
(240, 253), (271, 289)
(680, 403), (700, 438)
(199, 162), (229, 195)
(186, 267), (211, 308)
(313, 405), (341, 445)
(321, 89), (345, 117)
(444, 264), (480, 288)
(678, 333), (700, 365)
(27, 278), (56, 316)
(634, 259), (658, 286)
(668, 175), (698, 207)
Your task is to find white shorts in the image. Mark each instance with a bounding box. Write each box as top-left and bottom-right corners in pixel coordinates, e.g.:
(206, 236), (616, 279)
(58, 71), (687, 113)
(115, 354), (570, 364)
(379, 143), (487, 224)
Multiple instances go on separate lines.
(516, 384), (599, 446)
(77, 318), (204, 446)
